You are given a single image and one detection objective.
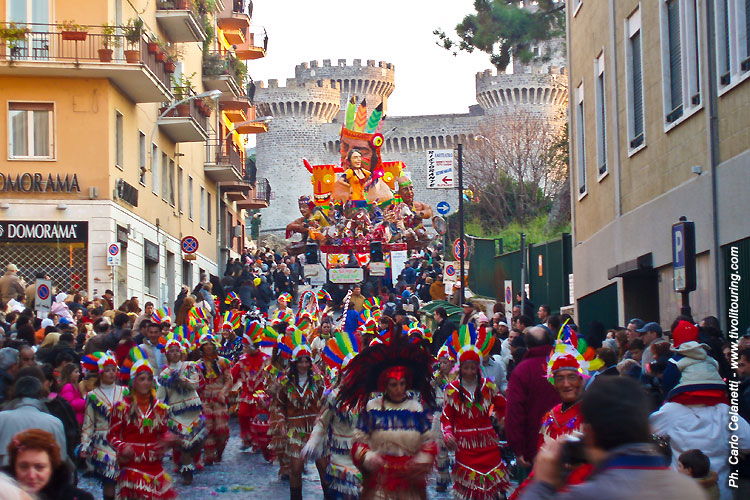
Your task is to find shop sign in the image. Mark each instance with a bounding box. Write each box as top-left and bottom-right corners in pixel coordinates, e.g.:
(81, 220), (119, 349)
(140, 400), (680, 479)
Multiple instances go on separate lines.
(0, 221), (88, 242)
(0, 173), (80, 193)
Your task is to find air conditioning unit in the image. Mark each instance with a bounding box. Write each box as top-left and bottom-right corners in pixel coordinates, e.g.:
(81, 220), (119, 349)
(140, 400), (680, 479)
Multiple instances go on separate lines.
(232, 225), (243, 238)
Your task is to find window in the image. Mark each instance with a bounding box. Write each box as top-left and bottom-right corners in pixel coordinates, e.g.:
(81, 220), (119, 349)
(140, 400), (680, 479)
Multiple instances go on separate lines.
(168, 159), (175, 206)
(660, 0), (701, 125)
(9, 0), (48, 24)
(161, 153), (169, 201)
(188, 176), (194, 220)
(715, 0), (750, 90)
(178, 167), (184, 213)
(152, 144), (159, 194)
(572, 0), (583, 16)
(626, 9), (645, 151)
(594, 53), (607, 177)
(138, 132), (146, 184)
(207, 192), (212, 233)
(200, 187), (206, 228)
(575, 83), (587, 196)
(115, 111), (123, 169)
(8, 102), (54, 159)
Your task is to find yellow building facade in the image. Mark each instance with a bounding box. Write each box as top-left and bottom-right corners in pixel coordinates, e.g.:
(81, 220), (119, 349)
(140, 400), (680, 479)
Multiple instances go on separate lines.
(567, 0), (750, 331)
(0, 0), (268, 308)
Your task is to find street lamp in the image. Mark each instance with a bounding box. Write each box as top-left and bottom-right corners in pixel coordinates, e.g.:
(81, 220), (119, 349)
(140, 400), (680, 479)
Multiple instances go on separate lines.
(147, 89), (223, 173)
(223, 116), (273, 140)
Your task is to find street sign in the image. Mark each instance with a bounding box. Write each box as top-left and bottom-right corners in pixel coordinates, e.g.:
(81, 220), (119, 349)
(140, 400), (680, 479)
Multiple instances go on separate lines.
(672, 219), (696, 292)
(181, 236), (199, 254)
(426, 149), (455, 188)
(36, 279), (52, 313)
(453, 238), (469, 260)
(504, 280), (513, 321)
(107, 242), (121, 266)
(436, 201), (451, 215)
(444, 262), (457, 280)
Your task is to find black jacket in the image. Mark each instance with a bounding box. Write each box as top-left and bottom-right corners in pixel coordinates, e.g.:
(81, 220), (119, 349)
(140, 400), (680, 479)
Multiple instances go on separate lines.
(432, 318), (457, 356)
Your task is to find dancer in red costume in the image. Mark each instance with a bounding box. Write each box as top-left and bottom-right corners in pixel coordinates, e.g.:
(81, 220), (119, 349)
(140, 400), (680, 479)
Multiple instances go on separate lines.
(231, 320), (272, 458)
(441, 324), (510, 500)
(197, 333), (233, 465)
(108, 352), (178, 500)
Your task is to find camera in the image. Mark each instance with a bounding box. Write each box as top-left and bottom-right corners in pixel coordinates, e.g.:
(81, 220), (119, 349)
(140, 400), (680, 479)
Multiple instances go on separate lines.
(559, 432), (588, 481)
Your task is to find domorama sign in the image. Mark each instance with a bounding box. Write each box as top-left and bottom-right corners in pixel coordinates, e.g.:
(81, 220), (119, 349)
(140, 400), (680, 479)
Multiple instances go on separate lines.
(0, 173), (80, 193)
(0, 221), (88, 242)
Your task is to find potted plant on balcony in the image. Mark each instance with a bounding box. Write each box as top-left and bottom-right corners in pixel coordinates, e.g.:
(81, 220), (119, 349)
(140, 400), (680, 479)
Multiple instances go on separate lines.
(0, 23), (30, 60)
(97, 23), (122, 62)
(162, 43), (182, 73)
(60, 20), (89, 41)
(171, 72), (196, 116)
(176, 0), (190, 9)
(123, 17), (143, 63)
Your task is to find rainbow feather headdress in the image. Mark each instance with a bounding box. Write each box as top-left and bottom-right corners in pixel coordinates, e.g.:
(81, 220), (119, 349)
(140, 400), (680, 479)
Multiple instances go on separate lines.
(162, 332), (187, 354)
(152, 307), (171, 325)
(322, 330), (362, 372)
(447, 323), (494, 364)
(316, 289), (332, 302)
(221, 311), (241, 330)
(276, 328), (312, 362)
(277, 292), (293, 304)
(188, 306), (208, 327)
(81, 351), (118, 373)
(242, 320), (266, 346)
(225, 291), (240, 305)
(120, 346), (153, 386)
(546, 319), (603, 382)
(271, 308), (294, 326)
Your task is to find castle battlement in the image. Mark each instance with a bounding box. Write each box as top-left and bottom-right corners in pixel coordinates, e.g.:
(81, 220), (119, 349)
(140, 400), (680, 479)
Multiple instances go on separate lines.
(475, 70), (568, 116)
(297, 59), (395, 70)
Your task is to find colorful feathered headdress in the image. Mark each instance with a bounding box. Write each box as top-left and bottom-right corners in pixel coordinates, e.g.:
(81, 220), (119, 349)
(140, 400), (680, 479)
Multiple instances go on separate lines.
(225, 291), (240, 305)
(338, 334), (436, 410)
(447, 323), (494, 364)
(173, 325), (197, 347)
(81, 351), (118, 373)
(322, 330), (362, 371)
(152, 307), (171, 325)
(277, 292), (293, 304)
(188, 306), (208, 326)
(356, 317), (379, 337)
(271, 309), (294, 326)
(162, 332), (186, 354)
(242, 320), (265, 346)
(120, 346), (153, 386)
(221, 311), (241, 330)
(546, 319), (603, 382)
(437, 344), (453, 361)
(276, 329), (312, 362)
(295, 312), (314, 333)
(198, 332), (220, 348)
(407, 322), (432, 343)
(316, 289), (332, 302)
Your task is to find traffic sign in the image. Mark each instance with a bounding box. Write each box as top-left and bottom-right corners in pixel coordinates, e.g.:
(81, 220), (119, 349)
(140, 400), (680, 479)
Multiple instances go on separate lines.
(36, 279), (52, 313)
(504, 280), (513, 320)
(107, 243), (121, 266)
(672, 219), (696, 292)
(445, 263), (457, 279)
(453, 238), (469, 260)
(436, 201), (451, 215)
(181, 236), (199, 254)
(426, 149), (455, 188)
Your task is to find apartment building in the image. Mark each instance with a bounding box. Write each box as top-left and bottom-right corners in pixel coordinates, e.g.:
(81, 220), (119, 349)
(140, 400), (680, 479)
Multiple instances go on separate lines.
(567, 0), (750, 331)
(0, 0), (269, 308)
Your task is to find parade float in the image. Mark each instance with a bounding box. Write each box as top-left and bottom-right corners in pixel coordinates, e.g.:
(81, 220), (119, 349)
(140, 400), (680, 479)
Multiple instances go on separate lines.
(284, 97), (446, 285)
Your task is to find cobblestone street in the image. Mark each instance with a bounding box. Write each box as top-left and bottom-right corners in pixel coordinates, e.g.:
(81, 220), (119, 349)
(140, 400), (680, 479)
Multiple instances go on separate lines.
(78, 419), (457, 499)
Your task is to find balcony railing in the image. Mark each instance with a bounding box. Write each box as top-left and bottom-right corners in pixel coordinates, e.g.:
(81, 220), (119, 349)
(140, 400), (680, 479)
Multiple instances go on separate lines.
(203, 51), (245, 88)
(158, 87), (209, 141)
(255, 177), (270, 204)
(206, 139), (244, 175)
(0, 22), (173, 96)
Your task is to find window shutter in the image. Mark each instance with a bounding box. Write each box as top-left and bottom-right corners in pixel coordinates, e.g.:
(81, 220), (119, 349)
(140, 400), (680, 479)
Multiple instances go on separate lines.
(632, 31), (644, 142)
(667, 0), (683, 117)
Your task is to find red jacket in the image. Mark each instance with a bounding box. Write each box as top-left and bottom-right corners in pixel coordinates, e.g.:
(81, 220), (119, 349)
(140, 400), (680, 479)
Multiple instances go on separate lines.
(505, 344), (560, 462)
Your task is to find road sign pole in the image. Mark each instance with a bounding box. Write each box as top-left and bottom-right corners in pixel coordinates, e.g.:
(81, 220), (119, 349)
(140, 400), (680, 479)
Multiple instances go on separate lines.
(520, 232), (526, 315)
(457, 143), (465, 305)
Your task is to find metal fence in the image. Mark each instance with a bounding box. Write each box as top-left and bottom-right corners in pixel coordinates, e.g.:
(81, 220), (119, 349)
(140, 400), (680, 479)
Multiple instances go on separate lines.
(0, 242), (87, 295)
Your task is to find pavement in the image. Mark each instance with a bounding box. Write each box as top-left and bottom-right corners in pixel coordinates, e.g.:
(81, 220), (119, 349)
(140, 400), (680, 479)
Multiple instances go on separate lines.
(78, 419), (457, 499)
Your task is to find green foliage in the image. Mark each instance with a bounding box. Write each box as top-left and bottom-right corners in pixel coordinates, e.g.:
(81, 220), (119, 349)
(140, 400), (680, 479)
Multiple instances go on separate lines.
(123, 18), (144, 46)
(101, 23), (122, 49)
(456, 213), (569, 253)
(434, 0), (564, 71)
(60, 20), (89, 32)
(0, 23), (30, 49)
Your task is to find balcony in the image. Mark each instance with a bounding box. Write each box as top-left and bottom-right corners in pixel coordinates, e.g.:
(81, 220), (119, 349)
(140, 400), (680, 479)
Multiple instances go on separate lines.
(156, 0), (207, 43)
(222, 179), (251, 201)
(236, 177), (270, 210)
(218, 0), (252, 31)
(230, 105), (268, 134)
(0, 23), (173, 102)
(158, 89), (210, 142)
(202, 51), (243, 97)
(204, 140), (243, 182)
(233, 30), (266, 60)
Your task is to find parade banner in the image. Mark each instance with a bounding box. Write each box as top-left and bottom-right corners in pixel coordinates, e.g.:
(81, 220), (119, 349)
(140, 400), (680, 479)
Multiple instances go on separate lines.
(329, 267), (365, 284)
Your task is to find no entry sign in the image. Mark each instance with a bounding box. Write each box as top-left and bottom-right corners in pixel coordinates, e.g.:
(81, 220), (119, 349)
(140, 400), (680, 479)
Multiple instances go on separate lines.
(36, 279), (52, 313)
(181, 236), (199, 254)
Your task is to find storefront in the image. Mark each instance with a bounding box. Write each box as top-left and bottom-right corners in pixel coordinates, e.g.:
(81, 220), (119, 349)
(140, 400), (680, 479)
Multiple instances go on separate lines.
(0, 220), (88, 294)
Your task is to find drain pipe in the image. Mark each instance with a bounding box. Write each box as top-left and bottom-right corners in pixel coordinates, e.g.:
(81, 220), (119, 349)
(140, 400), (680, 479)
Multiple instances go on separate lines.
(700, 0), (724, 327)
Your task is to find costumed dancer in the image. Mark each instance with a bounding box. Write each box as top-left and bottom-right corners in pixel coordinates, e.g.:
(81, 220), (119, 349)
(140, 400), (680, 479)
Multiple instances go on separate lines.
(339, 335), (438, 499)
(508, 327), (596, 499)
(108, 352), (177, 500)
(80, 351), (128, 500)
(266, 316), (293, 480)
(441, 324), (510, 500)
(197, 332), (233, 465)
(266, 326), (327, 500)
(302, 330), (364, 499)
(230, 320), (273, 459)
(156, 335), (206, 485)
(218, 311), (243, 362)
(432, 345), (456, 493)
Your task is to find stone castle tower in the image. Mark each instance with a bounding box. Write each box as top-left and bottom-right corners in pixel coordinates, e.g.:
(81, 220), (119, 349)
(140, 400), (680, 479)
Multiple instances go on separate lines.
(255, 42), (567, 233)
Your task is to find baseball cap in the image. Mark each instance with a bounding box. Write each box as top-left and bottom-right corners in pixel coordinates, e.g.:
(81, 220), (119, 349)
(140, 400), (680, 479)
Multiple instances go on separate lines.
(636, 322), (662, 335)
(462, 301), (473, 308)
(628, 318), (645, 329)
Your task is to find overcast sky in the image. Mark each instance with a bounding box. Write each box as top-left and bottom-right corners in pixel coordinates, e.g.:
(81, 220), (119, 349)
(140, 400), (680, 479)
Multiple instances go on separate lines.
(249, 0), (494, 117)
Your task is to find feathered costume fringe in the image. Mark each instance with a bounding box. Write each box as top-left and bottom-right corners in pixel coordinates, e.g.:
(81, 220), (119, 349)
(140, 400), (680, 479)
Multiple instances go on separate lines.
(452, 462), (510, 500)
(117, 468), (176, 500)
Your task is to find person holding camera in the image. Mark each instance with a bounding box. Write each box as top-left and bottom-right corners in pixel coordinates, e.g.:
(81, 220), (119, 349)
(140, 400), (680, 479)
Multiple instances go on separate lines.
(517, 377), (705, 500)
